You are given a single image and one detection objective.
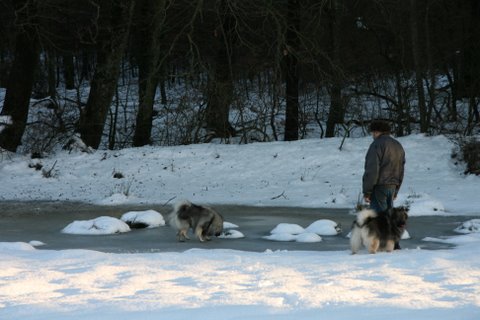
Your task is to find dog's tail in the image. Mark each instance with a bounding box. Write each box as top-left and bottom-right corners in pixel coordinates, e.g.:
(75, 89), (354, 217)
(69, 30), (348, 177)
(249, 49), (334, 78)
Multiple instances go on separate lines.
(167, 212), (179, 230)
(350, 209), (376, 254)
(167, 200), (193, 230)
(355, 209), (377, 227)
(173, 199), (192, 213)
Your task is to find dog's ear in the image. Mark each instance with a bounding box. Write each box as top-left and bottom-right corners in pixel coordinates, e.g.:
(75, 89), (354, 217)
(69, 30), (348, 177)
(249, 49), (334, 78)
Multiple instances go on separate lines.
(392, 207), (408, 223)
(395, 206), (409, 219)
(396, 206), (409, 213)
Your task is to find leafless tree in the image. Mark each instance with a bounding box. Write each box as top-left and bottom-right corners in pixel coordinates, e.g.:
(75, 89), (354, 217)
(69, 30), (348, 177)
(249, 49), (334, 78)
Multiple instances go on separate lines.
(132, 0), (167, 147)
(0, 0), (40, 152)
(79, 0), (134, 149)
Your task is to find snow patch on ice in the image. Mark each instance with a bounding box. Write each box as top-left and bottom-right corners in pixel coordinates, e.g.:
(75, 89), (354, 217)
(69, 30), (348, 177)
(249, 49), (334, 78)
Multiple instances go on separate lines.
(62, 216), (131, 235)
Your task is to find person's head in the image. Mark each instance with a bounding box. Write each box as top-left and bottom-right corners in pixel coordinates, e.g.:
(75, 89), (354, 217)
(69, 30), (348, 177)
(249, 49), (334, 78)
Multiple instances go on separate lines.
(369, 119), (391, 139)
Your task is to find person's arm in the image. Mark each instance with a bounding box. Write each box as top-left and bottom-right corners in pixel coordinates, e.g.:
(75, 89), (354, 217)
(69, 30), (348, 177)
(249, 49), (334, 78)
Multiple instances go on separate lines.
(394, 151), (406, 199)
(362, 143), (379, 200)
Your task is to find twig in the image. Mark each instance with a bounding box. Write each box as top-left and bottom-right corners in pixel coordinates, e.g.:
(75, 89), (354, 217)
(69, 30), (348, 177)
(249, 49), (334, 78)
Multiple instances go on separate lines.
(42, 160), (57, 178)
(271, 191), (287, 200)
(162, 196), (177, 207)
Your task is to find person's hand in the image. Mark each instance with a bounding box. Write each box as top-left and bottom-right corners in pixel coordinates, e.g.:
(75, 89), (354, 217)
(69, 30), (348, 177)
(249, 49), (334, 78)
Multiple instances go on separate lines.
(364, 195), (371, 204)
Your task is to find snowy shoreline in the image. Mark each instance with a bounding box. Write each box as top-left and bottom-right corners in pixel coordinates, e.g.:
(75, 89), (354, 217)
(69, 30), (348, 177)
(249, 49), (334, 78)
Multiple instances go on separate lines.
(1, 135), (479, 216)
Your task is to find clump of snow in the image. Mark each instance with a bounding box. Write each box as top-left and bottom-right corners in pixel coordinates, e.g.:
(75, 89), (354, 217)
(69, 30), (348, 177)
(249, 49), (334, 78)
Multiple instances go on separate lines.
(218, 229), (245, 239)
(219, 221), (244, 239)
(263, 233), (298, 242)
(454, 219), (480, 234)
(295, 232), (323, 243)
(0, 242), (35, 251)
(264, 220), (342, 242)
(305, 219), (341, 235)
(29, 241), (46, 247)
(223, 222), (239, 229)
(121, 210), (165, 228)
(270, 223), (305, 235)
(61, 216), (131, 235)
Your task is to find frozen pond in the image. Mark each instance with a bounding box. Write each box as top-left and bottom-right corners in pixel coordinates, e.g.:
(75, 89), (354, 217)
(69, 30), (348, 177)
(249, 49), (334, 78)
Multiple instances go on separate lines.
(0, 201), (471, 253)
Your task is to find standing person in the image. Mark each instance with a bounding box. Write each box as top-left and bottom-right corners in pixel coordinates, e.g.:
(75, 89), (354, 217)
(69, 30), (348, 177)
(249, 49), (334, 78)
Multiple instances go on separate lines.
(362, 119), (406, 248)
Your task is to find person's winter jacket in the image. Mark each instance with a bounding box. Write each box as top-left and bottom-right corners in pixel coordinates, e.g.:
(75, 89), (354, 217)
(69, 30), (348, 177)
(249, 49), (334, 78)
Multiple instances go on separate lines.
(362, 134), (405, 197)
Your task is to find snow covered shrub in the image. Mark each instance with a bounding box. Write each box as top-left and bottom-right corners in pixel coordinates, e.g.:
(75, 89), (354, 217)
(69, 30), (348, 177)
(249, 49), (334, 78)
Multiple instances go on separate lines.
(453, 137), (480, 175)
(22, 98), (79, 154)
(462, 138), (480, 175)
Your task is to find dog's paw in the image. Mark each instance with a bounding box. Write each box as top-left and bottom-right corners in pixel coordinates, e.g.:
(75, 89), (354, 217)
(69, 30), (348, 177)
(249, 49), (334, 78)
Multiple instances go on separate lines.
(177, 233), (190, 242)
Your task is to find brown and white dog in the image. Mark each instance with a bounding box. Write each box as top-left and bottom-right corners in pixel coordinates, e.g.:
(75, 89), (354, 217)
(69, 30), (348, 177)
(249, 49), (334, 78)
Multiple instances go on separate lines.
(169, 200), (224, 242)
(350, 207), (408, 254)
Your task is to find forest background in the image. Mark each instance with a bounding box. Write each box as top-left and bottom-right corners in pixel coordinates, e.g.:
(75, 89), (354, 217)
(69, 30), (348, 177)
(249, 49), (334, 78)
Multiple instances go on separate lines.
(0, 0), (479, 154)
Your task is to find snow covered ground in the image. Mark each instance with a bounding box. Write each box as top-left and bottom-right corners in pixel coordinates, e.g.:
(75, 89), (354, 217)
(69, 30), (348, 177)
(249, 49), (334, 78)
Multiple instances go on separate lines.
(0, 134), (478, 215)
(1, 134), (480, 319)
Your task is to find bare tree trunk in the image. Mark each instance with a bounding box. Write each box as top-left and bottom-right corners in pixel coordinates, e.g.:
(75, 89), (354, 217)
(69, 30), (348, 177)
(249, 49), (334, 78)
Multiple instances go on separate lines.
(108, 86), (120, 150)
(0, 5), (40, 152)
(132, 0), (166, 147)
(326, 84), (343, 138)
(80, 51), (92, 82)
(448, 58), (459, 122)
(394, 71), (406, 137)
(459, 0), (480, 101)
(325, 0), (344, 138)
(466, 97), (479, 135)
(459, 0), (480, 134)
(424, 3), (436, 126)
(63, 53), (75, 90)
(160, 72), (167, 105)
(410, 0), (428, 133)
(78, 1), (134, 149)
(205, 0), (236, 140)
(284, 0), (300, 141)
(47, 49), (56, 99)
(0, 51), (9, 88)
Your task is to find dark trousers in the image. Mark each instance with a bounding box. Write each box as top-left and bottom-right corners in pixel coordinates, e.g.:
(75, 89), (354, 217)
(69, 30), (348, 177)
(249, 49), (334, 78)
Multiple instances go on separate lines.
(369, 185), (401, 249)
(369, 185), (396, 213)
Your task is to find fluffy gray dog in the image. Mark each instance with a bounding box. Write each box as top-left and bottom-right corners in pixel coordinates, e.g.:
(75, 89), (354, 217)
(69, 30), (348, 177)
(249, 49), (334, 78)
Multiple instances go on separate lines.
(169, 200), (224, 242)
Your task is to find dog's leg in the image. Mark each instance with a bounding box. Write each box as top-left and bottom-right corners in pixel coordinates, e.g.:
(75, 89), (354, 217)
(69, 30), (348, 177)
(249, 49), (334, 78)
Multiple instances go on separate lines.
(368, 238), (380, 254)
(202, 228), (212, 241)
(176, 231), (184, 242)
(177, 229), (190, 242)
(350, 229), (362, 254)
(385, 240), (395, 252)
(195, 227), (205, 242)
